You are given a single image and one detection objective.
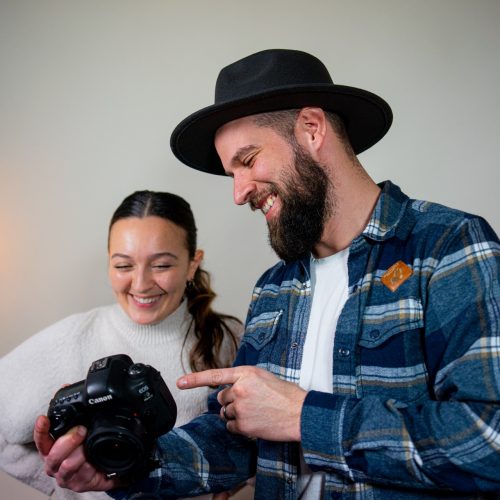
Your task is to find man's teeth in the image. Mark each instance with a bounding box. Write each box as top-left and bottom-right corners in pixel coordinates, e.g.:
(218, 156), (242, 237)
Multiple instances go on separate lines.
(262, 195), (276, 215)
(135, 296), (158, 304)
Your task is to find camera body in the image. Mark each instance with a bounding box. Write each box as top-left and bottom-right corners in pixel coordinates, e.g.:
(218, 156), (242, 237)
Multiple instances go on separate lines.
(47, 354), (177, 478)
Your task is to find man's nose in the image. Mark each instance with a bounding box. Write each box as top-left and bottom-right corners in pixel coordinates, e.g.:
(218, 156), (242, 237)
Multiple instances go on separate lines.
(233, 171), (256, 205)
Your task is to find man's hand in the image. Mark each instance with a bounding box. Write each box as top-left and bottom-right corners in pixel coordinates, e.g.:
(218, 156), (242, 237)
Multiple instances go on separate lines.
(177, 366), (307, 441)
(33, 415), (118, 492)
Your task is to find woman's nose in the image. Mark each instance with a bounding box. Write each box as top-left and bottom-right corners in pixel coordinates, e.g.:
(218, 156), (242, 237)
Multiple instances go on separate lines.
(131, 267), (153, 292)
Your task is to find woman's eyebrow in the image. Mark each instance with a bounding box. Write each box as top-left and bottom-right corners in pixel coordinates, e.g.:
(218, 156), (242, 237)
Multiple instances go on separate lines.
(110, 252), (178, 260)
(150, 252), (178, 260)
(110, 253), (131, 259)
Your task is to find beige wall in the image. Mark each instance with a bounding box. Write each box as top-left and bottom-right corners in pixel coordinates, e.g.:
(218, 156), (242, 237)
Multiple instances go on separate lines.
(1, 0), (499, 498)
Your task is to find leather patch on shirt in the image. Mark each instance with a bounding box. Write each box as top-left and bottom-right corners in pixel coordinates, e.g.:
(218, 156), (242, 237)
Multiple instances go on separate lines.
(381, 261), (413, 292)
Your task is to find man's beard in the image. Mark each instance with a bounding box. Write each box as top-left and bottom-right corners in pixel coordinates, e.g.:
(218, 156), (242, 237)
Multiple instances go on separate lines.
(267, 146), (331, 262)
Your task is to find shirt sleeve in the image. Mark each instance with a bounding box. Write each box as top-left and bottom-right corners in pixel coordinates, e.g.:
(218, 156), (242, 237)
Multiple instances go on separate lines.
(108, 406), (257, 498)
(301, 216), (500, 492)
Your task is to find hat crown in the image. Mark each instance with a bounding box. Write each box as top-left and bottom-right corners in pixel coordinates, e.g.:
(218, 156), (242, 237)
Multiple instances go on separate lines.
(215, 49), (334, 104)
(171, 48), (392, 175)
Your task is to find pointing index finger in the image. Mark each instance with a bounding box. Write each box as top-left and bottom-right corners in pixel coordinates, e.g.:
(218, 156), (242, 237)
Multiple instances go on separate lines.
(177, 367), (240, 389)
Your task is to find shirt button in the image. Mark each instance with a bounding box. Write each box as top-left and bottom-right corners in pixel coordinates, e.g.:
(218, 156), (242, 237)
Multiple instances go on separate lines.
(286, 476), (293, 484)
(258, 333), (265, 341)
(338, 348), (350, 357)
(369, 330), (380, 339)
(291, 342), (298, 349)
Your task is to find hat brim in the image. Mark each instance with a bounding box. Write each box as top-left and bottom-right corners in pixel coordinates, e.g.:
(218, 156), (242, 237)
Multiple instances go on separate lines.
(170, 84), (392, 176)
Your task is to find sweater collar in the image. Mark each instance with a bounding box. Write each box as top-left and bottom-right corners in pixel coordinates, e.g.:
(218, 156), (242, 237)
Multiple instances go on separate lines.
(110, 299), (191, 343)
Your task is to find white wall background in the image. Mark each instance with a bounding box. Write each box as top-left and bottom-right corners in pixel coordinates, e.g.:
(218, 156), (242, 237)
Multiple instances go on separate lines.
(1, 1), (499, 498)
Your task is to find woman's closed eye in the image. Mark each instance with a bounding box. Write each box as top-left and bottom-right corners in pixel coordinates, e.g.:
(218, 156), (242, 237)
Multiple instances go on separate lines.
(152, 263), (173, 270)
(113, 263), (133, 270)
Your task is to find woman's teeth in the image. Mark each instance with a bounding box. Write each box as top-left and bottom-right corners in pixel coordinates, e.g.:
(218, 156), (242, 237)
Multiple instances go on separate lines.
(134, 296), (159, 304)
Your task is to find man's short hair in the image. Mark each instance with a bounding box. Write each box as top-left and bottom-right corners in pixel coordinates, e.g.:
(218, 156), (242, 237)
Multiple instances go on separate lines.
(252, 108), (353, 154)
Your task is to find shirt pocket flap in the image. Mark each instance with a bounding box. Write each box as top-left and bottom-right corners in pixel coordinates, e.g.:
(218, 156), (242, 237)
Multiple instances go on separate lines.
(359, 298), (424, 348)
(243, 311), (283, 351)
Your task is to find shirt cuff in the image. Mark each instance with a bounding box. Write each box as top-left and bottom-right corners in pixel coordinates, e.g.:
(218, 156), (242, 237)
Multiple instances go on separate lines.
(300, 390), (348, 473)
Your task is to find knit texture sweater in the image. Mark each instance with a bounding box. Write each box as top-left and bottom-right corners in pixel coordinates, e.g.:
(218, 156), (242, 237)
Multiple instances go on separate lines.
(0, 301), (242, 499)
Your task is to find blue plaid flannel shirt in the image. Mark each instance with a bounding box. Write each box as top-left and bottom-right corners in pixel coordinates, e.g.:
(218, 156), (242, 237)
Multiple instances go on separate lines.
(109, 181), (500, 499)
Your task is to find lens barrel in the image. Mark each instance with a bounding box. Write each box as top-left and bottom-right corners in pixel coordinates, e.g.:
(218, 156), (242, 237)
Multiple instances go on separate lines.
(85, 416), (149, 475)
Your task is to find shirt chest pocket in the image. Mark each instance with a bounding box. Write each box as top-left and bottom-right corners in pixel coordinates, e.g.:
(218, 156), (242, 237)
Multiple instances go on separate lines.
(241, 311), (283, 365)
(357, 298), (428, 403)
(359, 297), (424, 347)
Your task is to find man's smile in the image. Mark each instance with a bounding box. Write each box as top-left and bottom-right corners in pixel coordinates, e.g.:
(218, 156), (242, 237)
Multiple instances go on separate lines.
(261, 194), (277, 215)
(252, 192), (278, 217)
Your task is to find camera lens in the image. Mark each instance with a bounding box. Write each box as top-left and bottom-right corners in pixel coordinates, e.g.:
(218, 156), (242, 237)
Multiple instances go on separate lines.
(87, 433), (142, 471)
(85, 417), (149, 475)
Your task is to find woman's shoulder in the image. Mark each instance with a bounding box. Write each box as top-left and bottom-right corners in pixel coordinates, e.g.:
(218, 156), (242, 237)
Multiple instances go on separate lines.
(0, 305), (118, 369)
(0, 305), (123, 441)
(224, 316), (245, 341)
(217, 316), (244, 368)
(40, 305), (113, 339)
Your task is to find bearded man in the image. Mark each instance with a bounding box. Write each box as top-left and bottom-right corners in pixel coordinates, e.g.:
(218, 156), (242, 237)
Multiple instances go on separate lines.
(35, 49), (500, 499)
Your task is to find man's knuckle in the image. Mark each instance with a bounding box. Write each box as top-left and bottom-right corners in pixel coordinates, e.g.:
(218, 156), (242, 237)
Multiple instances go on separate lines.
(247, 366), (258, 376)
(211, 369), (225, 385)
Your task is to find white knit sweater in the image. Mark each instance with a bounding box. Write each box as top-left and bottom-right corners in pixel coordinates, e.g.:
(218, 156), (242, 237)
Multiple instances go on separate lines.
(0, 301), (242, 499)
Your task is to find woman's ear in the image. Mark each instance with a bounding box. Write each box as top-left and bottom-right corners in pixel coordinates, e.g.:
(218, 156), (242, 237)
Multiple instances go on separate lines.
(189, 249), (204, 280)
(294, 107), (328, 154)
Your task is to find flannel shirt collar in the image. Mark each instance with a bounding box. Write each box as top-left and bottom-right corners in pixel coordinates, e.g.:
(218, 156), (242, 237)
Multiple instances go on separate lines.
(360, 180), (411, 243)
(290, 180), (410, 272)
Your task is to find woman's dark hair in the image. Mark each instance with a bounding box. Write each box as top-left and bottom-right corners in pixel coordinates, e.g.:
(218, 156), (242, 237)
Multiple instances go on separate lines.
(109, 190), (240, 372)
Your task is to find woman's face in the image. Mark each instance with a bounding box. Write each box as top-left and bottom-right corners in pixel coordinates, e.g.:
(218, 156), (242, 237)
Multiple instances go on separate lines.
(108, 216), (203, 325)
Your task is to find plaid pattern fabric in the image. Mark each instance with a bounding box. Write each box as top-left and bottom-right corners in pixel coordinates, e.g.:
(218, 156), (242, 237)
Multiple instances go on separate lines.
(110, 182), (500, 499)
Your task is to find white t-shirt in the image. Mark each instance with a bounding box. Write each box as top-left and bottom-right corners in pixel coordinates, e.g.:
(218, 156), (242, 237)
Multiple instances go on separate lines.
(300, 248), (349, 392)
(298, 248), (349, 499)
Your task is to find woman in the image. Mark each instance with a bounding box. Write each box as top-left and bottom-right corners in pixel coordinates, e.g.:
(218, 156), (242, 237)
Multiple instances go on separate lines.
(0, 190), (243, 499)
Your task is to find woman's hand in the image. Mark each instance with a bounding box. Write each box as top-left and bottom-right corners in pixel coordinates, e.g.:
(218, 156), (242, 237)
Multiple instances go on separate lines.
(33, 415), (118, 492)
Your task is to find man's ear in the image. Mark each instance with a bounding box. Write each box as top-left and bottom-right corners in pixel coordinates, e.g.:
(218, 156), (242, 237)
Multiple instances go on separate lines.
(294, 107), (328, 154)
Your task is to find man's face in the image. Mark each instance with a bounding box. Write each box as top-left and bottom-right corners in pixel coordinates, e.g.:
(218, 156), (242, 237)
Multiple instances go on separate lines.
(215, 116), (331, 261)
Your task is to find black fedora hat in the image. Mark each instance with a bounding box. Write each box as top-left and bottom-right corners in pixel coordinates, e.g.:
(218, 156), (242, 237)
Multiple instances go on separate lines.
(170, 49), (392, 176)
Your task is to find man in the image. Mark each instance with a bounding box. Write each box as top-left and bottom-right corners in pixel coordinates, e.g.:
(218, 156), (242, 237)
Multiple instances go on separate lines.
(35, 49), (500, 498)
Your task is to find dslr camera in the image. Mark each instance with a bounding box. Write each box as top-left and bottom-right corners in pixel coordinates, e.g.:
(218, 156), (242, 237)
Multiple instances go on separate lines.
(47, 354), (177, 478)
